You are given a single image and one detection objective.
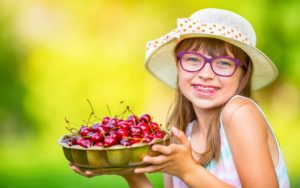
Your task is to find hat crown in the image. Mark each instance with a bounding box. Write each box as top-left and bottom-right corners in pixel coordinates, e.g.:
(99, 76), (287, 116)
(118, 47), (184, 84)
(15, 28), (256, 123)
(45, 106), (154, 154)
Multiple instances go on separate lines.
(190, 8), (256, 46)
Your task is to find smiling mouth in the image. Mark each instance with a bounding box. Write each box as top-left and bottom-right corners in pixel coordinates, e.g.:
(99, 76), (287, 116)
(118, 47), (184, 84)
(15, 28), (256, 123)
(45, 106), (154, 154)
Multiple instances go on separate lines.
(192, 84), (220, 95)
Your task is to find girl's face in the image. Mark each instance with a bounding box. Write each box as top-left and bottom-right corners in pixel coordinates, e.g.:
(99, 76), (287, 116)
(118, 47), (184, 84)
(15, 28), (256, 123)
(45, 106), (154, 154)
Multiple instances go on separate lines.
(177, 49), (243, 111)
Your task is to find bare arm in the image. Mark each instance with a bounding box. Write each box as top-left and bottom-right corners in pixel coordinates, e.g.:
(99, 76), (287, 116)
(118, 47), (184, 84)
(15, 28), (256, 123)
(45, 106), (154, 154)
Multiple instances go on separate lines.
(164, 173), (173, 188)
(221, 97), (279, 188)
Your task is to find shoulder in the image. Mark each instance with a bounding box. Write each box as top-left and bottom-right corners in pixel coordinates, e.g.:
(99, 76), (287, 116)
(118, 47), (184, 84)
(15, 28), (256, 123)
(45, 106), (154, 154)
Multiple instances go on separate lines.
(221, 95), (269, 140)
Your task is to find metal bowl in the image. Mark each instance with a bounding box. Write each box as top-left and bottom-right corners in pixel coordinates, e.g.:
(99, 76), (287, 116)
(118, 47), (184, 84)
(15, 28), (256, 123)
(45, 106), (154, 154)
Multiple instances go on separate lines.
(58, 133), (170, 173)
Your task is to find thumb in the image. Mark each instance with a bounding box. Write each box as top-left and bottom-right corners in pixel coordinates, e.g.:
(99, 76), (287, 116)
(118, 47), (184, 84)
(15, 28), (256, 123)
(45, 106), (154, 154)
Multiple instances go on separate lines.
(171, 127), (190, 147)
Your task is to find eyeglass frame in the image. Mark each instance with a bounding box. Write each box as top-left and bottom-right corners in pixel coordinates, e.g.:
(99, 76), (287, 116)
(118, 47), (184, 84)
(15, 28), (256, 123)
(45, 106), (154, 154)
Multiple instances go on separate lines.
(177, 51), (241, 77)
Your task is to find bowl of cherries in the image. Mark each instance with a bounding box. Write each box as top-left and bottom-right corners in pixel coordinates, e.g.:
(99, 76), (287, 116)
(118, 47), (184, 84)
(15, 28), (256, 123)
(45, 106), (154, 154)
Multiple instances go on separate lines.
(58, 105), (170, 173)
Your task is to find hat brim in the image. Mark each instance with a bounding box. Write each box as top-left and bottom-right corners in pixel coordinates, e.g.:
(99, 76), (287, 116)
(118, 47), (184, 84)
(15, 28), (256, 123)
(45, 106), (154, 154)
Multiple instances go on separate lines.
(145, 34), (278, 90)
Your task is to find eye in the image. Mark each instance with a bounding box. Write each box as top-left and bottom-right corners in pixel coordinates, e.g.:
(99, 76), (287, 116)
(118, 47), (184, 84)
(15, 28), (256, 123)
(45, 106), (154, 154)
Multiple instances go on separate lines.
(187, 57), (200, 62)
(215, 59), (235, 67)
(219, 61), (232, 66)
(182, 55), (202, 64)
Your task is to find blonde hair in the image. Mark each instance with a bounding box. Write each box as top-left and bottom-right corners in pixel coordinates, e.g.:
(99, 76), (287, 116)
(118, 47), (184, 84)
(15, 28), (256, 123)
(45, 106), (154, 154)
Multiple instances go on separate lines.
(167, 37), (253, 165)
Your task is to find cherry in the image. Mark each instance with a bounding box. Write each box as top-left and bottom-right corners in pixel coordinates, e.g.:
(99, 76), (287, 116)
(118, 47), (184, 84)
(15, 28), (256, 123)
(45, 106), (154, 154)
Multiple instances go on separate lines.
(117, 128), (130, 137)
(120, 137), (131, 146)
(137, 122), (150, 132)
(79, 126), (92, 136)
(102, 116), (110, 125)
(76, 138), (92, 148)
(97, 125), (109, 135)
(104, 136), (117, 147)
(154, 130), (165, 139)
(130, 126), (142, 136)
(127, 114), (139, 125)
(139, 114), (151, 123)
(107, 117), (118, 126)
(131, 135), (142, 144)
(117, 120), (131, 129)
(91, 123), (101, 132)
(149, 122), (160, 132)
(142, 135), (153, 143)
(91, 132), (103, 142)
(109, 130), (121, 141)
(63, 137), (77, 146)
(94, 141), (104, 147)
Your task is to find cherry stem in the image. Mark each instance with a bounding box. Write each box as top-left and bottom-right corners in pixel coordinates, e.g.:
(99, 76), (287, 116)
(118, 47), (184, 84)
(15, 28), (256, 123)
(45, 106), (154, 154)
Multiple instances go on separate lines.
(106, 103), (112, 117)
(86, 99), (95, 127)
(65, 117), (79, 135)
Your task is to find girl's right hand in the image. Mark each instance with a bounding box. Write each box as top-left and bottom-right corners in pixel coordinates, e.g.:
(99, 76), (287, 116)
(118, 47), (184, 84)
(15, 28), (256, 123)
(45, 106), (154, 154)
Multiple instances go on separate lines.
(69, 163), (134, 178)
(69, 163), (153, 188)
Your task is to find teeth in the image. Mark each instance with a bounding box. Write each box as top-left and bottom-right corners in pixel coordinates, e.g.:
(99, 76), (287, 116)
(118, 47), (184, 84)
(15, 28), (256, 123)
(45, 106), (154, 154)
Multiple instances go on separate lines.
(194, 85), (217, 93)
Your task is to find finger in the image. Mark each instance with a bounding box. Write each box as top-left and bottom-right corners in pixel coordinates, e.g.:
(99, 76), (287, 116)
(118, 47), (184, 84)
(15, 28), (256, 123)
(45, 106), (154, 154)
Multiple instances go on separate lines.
(171, 127), (190, 147)
(152, 144), (172, 155)
(134, 163), (169, 174)
(71, 165), (91, 177)
(143, 155), (168, 165)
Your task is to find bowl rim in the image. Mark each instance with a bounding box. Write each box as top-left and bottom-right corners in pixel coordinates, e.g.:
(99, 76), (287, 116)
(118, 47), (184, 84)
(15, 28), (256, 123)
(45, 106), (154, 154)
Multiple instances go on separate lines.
(57, 132), (171, 151)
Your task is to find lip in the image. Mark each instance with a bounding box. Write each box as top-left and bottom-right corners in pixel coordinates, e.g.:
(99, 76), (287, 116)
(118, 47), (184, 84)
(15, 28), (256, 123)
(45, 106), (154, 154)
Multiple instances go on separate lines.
(191, 84), (220, 97)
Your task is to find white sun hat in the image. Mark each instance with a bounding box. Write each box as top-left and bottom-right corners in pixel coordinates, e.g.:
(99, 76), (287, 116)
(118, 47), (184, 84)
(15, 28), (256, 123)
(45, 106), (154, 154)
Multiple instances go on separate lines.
(145, 8), (278, 90)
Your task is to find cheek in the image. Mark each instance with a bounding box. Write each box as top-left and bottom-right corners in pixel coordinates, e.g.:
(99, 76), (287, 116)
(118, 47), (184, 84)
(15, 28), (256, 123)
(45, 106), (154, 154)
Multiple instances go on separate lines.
(223, 70), (242, 92)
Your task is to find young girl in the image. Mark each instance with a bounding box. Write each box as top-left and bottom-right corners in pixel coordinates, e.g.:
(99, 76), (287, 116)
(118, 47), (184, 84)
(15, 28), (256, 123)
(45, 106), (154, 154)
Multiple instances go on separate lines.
(71, 8), (290, 188)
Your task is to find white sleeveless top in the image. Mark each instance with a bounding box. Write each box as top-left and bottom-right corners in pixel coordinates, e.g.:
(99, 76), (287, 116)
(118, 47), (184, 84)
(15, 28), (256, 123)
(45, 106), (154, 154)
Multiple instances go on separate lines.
(172, 95), (290, 188)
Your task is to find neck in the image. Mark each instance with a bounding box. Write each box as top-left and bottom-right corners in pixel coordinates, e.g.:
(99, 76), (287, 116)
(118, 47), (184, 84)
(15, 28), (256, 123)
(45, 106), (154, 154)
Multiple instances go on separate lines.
(192, 105), (219, 135)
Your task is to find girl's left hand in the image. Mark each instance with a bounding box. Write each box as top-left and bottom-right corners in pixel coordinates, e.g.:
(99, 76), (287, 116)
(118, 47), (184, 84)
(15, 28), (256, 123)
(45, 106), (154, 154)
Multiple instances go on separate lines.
(134, 127), (198, 178)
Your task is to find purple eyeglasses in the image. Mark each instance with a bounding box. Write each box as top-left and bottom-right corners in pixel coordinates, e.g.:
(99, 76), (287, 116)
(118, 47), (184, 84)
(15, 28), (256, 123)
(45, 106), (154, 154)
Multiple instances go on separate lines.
(177, 51), (241, 77)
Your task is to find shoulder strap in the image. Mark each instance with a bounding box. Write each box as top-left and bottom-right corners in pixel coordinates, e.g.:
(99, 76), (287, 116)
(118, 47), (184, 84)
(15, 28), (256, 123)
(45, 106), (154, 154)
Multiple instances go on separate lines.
(185, 120), (195, 141)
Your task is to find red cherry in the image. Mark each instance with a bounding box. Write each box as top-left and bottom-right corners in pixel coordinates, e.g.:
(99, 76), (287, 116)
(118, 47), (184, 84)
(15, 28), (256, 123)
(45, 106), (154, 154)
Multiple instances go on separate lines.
(149, 122), (160, 132)
(104, 136), (117, 147)
(76, 138), (92, 148)
(91, 123), (101, 132)
(127, 114), (139, 125)
(130, 126), (142, 136)
(117, 128), (130, 137)
(142, 135), (153, 143)
(79, 126), (92, 136)
(120, 137), (131, 146)
(97, 125), (109, 135)
(109, 130), (121, 141)
(139, 114), (151, 123)
(91, 132), (103, 142)
(108, 117), (118, 126)
(137, 122), (150, 132)
(94, 141), (104, 147)
(142, 130), (152, 137)
(131, 135), (142, 144)
(102, 116), (110, 125)
(154, 130), (165, 139)
(117, 120), (130, 129)
(63, 137), (77, 146)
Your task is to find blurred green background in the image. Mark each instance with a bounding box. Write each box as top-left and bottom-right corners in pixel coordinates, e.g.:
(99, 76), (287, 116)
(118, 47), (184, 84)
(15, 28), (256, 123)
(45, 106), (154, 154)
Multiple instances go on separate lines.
(0, 0), (299, 187)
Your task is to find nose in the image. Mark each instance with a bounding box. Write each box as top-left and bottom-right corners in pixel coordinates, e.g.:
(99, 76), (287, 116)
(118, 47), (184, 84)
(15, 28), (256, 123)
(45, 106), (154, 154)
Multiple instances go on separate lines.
(197, 62), (215, 79)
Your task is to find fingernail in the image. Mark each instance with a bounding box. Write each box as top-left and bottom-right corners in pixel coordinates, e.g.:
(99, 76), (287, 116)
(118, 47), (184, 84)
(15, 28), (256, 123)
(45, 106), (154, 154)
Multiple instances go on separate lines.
(85, 171), (91, 175)
(152, 145), (157, 150)
(143, 156), (150, 162)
